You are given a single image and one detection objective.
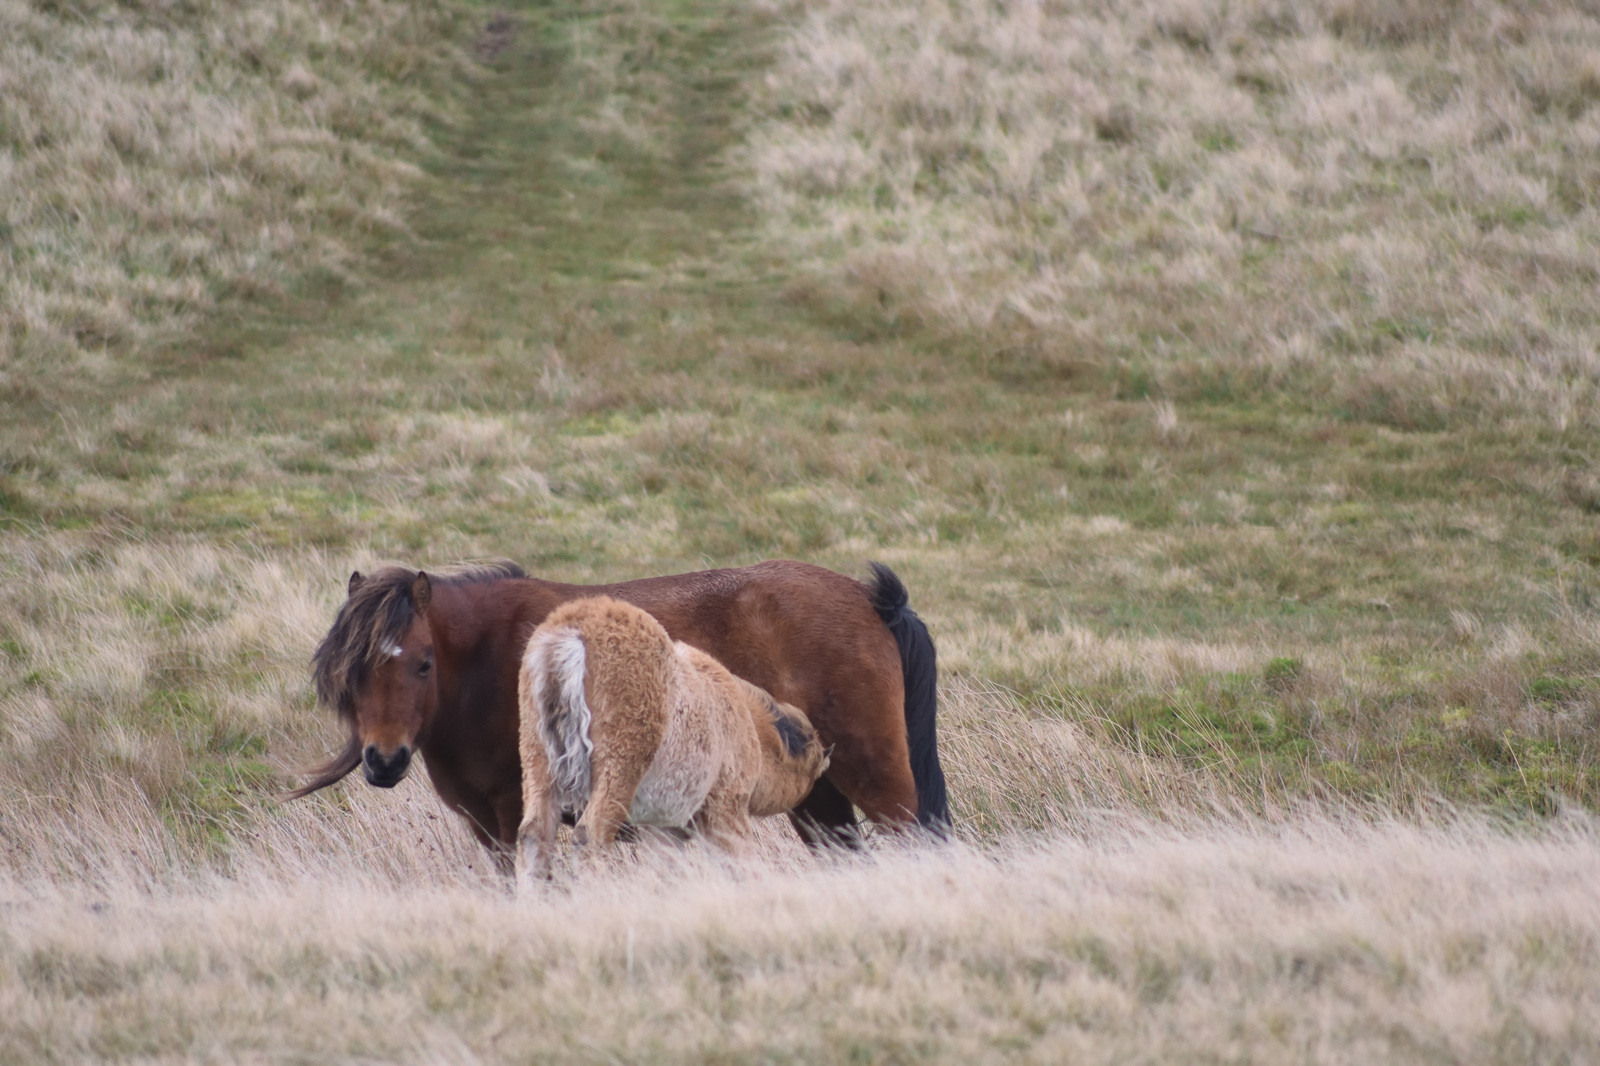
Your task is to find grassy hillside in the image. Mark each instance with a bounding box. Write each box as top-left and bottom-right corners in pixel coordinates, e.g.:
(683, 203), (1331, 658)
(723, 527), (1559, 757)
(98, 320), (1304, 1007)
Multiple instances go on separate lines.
(748, 0), (1600, 433)
(3, 0), (1600, 1057)
(4, 0), (1597, 828)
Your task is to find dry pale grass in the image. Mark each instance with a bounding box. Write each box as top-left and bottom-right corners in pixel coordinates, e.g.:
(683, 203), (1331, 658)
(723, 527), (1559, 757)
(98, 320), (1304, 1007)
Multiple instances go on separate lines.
(3, 787), (1598, 1062)
(0, 0), (477, 391)
(747, 0), (1600, 429)
(0, 534), (342, 831)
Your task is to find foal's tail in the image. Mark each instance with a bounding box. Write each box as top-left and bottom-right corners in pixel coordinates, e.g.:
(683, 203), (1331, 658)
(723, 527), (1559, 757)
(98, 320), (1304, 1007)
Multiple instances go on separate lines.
(867, 563), (950, 835)
(521, 625), (595, 808)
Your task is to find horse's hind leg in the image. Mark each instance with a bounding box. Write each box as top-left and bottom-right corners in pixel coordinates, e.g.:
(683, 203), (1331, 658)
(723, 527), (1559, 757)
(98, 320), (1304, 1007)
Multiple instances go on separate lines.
(573, 752), (649, 852)
(573, 706), (661, 853)
(571, 612), (671, 859)
(515, 803), (558, 891)
(801, 672), (920, 833)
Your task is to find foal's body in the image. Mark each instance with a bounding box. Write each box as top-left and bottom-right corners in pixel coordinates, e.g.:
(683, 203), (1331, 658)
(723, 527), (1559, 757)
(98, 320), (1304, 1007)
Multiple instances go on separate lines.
(517, 597), (829, 882)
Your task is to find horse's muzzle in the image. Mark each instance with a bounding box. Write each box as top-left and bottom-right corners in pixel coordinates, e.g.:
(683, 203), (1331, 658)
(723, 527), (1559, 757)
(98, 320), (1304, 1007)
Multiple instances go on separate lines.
(362, 744), (412, 788)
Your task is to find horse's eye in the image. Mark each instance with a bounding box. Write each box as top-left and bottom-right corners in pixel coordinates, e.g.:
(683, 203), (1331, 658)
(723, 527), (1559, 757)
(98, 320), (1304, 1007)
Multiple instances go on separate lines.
(418, 659), (432, 676)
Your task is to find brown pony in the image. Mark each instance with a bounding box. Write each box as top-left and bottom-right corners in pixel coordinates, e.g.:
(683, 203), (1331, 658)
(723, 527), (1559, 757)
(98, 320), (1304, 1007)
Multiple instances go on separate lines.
(294, 559), (946, 866)
(517, 596), (830, 884)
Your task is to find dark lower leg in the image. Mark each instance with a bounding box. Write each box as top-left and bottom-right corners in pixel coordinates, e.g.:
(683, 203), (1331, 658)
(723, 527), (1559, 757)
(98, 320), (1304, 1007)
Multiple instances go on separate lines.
(787, 776), (862, 849)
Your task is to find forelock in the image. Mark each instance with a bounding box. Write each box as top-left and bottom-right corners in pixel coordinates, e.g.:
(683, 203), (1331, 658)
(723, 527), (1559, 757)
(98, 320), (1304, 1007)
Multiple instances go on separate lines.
(311, 568), (421, 720)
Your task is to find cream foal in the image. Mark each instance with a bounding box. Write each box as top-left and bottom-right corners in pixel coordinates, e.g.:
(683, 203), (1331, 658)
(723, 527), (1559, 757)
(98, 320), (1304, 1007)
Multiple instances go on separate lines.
(516, 596), (829, 884)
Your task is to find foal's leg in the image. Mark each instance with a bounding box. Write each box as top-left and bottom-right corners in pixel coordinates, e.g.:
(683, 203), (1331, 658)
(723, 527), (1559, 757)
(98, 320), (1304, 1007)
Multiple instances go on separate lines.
(693, 784), (756, 857)
(573, 651), (670, 854)
(573, 752), (649, 851)
(515, 752), (560, 891)
(574, 710), (663, 853)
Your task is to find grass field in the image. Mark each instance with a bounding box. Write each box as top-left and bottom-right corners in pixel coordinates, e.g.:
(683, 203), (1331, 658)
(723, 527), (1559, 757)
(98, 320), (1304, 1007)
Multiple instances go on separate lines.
(4, 0), (1600, 1059)
(8, 803), (1600, 1062)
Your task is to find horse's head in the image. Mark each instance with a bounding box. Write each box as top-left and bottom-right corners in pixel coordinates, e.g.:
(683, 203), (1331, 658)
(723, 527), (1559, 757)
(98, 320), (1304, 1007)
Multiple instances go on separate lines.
(346, 569), (437, 787)
(293, 567), (439, 796)
(749, 695), (831, 816)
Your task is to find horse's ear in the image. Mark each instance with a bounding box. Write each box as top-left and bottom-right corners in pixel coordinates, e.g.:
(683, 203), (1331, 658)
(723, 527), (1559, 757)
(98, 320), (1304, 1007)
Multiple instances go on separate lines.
(412, 571), (432, 614)
(348, 570), (364, 597)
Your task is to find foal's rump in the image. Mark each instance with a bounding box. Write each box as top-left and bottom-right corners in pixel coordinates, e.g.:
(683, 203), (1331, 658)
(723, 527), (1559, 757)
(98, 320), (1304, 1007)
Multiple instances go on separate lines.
(521, 597), (687, 821)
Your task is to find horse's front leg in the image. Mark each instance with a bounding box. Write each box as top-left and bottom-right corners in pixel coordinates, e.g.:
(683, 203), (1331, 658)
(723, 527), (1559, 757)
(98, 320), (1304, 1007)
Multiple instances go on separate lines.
(488, 790), (525, 877)
(444, 789), (518, 874)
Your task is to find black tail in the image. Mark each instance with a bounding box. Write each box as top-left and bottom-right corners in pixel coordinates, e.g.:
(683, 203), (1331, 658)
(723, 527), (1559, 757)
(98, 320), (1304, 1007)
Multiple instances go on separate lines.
(867, 562), (950, 835)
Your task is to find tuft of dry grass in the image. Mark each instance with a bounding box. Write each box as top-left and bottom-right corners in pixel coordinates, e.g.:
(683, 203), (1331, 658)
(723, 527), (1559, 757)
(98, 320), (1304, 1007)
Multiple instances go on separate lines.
(746, 0), (1600, 430)
(0, 0), (479, 395)
(0, 536), (355, 853)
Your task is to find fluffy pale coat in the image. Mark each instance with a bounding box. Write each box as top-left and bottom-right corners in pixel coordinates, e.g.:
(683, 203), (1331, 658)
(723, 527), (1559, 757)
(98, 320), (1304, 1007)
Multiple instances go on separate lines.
(517, 597), (829, 883)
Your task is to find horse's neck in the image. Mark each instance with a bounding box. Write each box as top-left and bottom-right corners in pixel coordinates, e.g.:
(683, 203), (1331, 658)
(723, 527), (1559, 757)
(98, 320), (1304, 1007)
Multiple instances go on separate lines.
(428, 584), (484, 661)
(426, 583), (506, 716)
(430, 578), (561, 696)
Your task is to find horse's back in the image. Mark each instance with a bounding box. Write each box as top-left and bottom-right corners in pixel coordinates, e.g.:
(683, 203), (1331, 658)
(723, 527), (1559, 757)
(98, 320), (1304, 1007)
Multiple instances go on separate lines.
(515, 560), (896, 685)
(598, 562), (900, 702)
